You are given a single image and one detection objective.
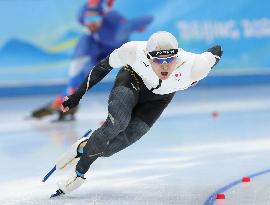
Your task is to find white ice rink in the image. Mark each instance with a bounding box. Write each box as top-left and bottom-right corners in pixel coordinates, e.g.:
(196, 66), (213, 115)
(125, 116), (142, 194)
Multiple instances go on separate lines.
(0, 85), (270, 205)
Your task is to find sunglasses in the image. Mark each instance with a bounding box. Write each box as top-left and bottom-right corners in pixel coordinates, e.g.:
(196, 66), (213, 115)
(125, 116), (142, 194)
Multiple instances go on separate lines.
(84, 15), (102, 23)
(149, 55), (177, 64)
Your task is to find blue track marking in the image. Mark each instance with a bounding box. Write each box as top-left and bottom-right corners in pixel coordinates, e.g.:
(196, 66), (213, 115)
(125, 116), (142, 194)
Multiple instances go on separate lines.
(203, 168), (270, 205)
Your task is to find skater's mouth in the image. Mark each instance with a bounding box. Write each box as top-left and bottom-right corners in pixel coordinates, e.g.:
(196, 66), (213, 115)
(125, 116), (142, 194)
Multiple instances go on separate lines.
(161, 72), (168, 76)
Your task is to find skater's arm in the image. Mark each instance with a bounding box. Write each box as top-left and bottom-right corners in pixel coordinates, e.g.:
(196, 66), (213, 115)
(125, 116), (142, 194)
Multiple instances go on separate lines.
(62, 56), (113, 111)
(62, 42), (138, 111)
(76, 41), (137, 95)
(126, 15), (153, 32)
(77, 56), (113, 94)
(190, 45), (222, 82)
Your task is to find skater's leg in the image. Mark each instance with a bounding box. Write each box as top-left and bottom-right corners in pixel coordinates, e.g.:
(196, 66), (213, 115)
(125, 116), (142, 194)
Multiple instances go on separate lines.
(54, 113), (145, 196)
(102, 116), (150, 157)
(76, 85), (139, 174)
(98, 92), (176, 157)
(55, 67), (140, 195)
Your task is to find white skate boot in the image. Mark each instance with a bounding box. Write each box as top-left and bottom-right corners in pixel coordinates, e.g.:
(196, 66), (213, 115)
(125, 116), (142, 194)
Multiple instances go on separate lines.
(42, 129), (91, 182)
(56, 133), (90, 172)
(50, 171), (86, 198)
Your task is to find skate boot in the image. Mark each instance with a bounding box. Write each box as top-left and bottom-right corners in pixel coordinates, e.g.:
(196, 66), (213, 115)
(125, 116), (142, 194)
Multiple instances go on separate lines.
(31, 96), (63, 119)
(56, 129), (91, 172)
(50, 171), (86, 198)
(50, 129), (91, 198)
(31, 103), (56, 119)
(42, 130), (92, 183)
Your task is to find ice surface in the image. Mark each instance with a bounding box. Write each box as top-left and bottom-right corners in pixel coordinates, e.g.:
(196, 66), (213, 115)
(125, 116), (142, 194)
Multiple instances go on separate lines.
(0, 85), (270, 205)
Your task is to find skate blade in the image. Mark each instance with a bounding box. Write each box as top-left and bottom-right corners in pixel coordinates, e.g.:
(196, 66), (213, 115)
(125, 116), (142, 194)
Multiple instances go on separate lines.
(50, 189), (64, 198)
(42, 166), (56, 182)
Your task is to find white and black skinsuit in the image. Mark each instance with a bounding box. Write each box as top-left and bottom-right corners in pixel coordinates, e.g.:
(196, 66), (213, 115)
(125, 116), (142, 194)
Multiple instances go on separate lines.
(62, 41), (222, 175)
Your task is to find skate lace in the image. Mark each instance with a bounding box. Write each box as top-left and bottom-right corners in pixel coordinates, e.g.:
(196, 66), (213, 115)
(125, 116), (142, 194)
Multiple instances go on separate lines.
(60, 158), (77, 170)
(66, 175), (77, 187)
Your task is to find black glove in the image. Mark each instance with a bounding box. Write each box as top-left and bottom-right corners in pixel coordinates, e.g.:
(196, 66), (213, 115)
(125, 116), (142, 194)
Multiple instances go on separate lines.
(62, 93), (81, 110)
(207, 45), (223, 67)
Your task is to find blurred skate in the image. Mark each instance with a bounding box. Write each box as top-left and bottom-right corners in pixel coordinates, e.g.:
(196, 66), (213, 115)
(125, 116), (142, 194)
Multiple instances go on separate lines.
(31, 97), (62, 119)
(52, 107), (78, 122)
(31, 103), (56, 119)
(31, 96), (78, 121)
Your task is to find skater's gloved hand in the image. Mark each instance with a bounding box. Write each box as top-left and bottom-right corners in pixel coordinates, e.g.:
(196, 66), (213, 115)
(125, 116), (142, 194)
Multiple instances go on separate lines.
(61, 95), (80, 112)
(207, 45), (223, 68)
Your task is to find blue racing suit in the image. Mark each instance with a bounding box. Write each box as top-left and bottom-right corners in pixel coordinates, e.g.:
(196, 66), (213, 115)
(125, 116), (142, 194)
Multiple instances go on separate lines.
(64, 7), (153, 97)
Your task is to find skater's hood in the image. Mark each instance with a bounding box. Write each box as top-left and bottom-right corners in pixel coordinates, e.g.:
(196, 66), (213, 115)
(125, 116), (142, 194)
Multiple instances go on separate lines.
(146, 31), (178, 56)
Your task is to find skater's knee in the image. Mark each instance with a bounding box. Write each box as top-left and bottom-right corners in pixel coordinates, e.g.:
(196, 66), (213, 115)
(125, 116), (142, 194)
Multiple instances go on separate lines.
(126, 117), (150, 144)
(100, 112), (130, 137)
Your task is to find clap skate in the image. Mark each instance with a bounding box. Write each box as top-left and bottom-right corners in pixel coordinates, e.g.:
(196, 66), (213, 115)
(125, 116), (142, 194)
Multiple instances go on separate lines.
(42, 129), (92, 182)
